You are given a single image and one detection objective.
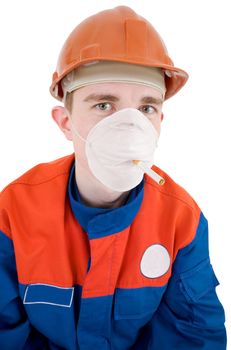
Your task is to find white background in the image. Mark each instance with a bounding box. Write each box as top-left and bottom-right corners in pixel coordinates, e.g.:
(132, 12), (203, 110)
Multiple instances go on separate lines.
(0, 0), (230, 345)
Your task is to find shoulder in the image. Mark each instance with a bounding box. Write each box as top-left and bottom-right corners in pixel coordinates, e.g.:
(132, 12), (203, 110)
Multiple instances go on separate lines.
(1, 153), (74, 191)
(144, 164), (202, 249)
(145, 164), (201, 213)
(0, 153), (75, 237)
(1, 154), (74, 198)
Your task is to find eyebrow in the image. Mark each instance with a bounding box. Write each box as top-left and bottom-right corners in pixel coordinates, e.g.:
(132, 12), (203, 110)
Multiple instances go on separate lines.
(83, 93), (163, 105)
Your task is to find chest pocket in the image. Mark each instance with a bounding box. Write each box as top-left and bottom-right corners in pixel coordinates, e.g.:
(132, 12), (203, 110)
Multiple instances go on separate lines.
(113, 285), (167, 320)
(22, 283), (77, 348)
(23, 283), (74, 307)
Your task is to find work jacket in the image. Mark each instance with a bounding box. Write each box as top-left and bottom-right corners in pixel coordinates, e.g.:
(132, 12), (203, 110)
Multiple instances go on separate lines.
(0, 153), (227, 349)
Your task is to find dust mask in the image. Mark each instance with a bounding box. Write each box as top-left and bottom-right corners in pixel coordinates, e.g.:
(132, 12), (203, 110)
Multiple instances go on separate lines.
(69, 108), (165, 192)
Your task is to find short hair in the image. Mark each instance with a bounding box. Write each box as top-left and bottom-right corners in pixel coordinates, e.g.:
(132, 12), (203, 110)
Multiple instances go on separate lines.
(64, 91), (73, 114)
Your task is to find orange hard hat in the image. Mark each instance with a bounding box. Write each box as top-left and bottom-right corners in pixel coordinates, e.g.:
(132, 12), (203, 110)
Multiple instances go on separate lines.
(50, 6), (189, 101)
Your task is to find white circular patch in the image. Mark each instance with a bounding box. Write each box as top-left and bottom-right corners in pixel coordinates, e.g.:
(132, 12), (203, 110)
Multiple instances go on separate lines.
(140, 244), (171, 279)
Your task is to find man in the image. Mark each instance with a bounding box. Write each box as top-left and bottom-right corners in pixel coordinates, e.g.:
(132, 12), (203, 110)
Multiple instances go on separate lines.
(0, 6), (227, 349)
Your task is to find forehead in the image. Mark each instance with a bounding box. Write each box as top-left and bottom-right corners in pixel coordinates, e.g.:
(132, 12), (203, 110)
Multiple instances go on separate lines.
(72, 82), (164, 102)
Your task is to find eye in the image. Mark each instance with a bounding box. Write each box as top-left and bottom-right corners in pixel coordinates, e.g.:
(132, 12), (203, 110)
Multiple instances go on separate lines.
(94, 102), (112, 111)
(139, 105), (157, 114)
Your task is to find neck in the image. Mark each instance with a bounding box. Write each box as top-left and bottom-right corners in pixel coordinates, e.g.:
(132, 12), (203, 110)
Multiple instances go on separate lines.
(74, 161), (130, 209)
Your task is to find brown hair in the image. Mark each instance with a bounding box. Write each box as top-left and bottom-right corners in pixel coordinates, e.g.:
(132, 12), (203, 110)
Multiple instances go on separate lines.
(64, 92), (73, 114)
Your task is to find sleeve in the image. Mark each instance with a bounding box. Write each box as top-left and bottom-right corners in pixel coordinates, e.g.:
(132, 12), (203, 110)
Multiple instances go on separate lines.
(147, 212), (227, 350)
(0, 229), (48, 350)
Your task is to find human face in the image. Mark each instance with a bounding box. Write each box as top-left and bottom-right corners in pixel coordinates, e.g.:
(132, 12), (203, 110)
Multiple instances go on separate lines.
(70, 82), (163, 136)
(68, 82), (164, 174)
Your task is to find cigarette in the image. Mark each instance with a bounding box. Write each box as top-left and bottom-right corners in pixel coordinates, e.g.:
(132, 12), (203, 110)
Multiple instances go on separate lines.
(132, 160), (165, 186)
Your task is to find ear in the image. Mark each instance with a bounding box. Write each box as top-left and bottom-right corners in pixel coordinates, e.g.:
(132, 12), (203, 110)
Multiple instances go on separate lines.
(161, 112), (164, 122)
(51, 106), (73, 141)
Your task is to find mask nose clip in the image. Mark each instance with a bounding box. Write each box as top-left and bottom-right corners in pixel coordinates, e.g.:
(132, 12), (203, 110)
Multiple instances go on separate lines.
(111, 122), (136, 130)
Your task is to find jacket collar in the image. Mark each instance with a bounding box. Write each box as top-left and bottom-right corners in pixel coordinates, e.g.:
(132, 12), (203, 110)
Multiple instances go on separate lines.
(68, 162), (144, 239)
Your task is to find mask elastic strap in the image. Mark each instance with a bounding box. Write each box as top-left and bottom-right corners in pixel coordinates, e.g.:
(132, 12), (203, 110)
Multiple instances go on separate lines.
(67, 112), (87, 143)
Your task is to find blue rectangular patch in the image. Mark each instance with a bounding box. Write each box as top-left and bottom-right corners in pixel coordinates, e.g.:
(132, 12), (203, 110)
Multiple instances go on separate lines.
(23, 283), (74, 307)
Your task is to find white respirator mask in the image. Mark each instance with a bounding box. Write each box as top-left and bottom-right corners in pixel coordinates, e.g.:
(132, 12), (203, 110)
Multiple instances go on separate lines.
(69, 107), (165, 192)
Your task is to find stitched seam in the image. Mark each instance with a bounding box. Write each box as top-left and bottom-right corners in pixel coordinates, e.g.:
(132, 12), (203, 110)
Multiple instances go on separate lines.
(19, 278), (80, 287)
(81, 291), (114, 298)
(144, 177), (202, 255)
(175, 213), (206, 260)
(107, 234), (118, 295)
(181, 280), (215, 305)
(181, 263), (216, 302)
(178, 281), (195, 322)
(145, 178), (199, 216)
(180, 258), (210, 280)
(23, 284), (74, 307)
(115, 309), (153, 319)
(1, 171), (70, 194)
(0, 225), (12, 239)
